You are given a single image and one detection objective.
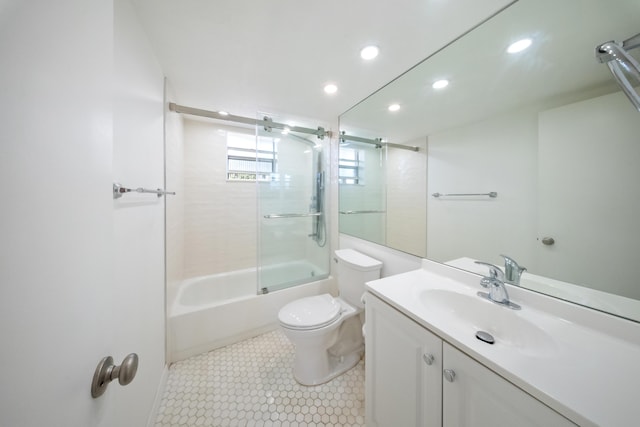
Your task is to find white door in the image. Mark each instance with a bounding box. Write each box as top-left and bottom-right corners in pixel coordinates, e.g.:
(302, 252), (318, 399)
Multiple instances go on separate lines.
(537, 92), (640, 299)
(442, 343), (576, 427)
(0, 1), (118, 426)
(0, 1), (166, 426)
(365, 294), (442, 427)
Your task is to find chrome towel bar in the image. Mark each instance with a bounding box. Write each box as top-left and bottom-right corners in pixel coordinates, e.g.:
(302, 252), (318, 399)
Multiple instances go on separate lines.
(113, 183), (176, 199)
(339, 210), (387, 214)
(432, 192), (497, 198)
(263, 212), (322, 219)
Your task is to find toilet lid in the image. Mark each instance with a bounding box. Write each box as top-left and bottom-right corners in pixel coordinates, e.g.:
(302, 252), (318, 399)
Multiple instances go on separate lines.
(278, 294), (341, 330)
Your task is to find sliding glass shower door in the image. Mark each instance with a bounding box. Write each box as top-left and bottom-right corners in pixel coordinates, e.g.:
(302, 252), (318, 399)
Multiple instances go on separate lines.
(256, 125), (330, 293)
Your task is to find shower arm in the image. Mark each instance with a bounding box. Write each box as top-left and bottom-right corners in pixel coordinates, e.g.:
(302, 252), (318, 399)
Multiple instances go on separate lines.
(622, 33), (640, 51)
(596, 35), (640, 112)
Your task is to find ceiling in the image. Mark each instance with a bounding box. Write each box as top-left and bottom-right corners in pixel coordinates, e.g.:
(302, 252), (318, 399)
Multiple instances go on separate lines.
(339, 0), (640, 143)
(131, 0), (514, 126)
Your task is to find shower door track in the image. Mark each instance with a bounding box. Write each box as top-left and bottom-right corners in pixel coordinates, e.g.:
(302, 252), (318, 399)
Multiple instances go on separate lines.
(339, 132), (421, 152)
(169, 103), (330, 139)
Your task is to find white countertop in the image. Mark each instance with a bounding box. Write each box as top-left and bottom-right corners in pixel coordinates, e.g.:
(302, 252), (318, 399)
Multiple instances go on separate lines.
(365, 259), (640, 427)
(446, 257), (640, 323)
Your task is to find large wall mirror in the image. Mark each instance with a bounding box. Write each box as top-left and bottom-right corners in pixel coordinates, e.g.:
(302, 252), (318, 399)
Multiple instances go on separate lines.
(339, 0), (640, 322)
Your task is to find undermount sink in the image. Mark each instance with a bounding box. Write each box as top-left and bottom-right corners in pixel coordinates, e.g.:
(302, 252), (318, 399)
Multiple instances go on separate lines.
(418, 289), (559, 357)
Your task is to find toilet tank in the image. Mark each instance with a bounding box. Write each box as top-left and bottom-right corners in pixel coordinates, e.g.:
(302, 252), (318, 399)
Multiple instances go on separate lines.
(335, 249), (383, 308)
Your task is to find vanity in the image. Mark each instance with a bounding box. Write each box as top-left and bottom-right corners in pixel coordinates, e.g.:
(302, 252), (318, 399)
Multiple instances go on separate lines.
(364, 260), (640, 426)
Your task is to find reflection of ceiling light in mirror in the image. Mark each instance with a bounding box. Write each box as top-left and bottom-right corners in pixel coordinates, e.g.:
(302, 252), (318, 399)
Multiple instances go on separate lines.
(432, 79), (449, 89)
(507, 38), (532, 54)
(388, 103), (400, 112)
(281, 127), (290, 135)
(324, 83), (338, 94)
(360, 45), (379, 60)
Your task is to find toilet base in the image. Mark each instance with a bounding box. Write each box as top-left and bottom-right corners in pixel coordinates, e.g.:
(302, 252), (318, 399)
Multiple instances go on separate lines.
(293, 345), (363, 386)
(289, 314), (364, 386)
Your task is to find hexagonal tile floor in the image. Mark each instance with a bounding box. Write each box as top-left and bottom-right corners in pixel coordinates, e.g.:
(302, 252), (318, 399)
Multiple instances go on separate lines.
(154, 330), (365, 426)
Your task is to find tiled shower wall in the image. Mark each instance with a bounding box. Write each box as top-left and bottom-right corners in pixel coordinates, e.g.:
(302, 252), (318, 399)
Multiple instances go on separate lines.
(182, 119), (258, 279)
(171, 118), (331, 282)
(386, 136), (427, 257)
(165, 85), (185, 302)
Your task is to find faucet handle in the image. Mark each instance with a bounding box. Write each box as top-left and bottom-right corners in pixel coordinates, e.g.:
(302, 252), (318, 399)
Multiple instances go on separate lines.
(500, 254), (526, 285)
(474, 261), (505, 281)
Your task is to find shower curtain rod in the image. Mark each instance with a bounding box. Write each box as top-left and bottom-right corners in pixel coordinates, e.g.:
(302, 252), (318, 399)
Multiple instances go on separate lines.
(339, 132), (420, 152)
(169, 103), (330, 139)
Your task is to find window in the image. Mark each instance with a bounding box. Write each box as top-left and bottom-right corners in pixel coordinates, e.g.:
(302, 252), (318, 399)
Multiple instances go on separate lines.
(338, 146), (363, 185)
(227, 132), (276, 181)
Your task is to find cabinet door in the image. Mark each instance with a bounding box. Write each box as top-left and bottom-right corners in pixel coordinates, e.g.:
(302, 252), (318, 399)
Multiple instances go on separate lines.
(442, 343), (576, 427)
(365, 294), (442, 427)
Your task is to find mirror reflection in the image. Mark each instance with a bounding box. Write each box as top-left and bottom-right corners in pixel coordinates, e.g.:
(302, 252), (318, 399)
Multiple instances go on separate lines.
(338, 0), (640, 321)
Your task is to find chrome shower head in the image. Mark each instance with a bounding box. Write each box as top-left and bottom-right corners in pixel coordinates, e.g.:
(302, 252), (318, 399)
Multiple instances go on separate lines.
(596, 37), (640, 111)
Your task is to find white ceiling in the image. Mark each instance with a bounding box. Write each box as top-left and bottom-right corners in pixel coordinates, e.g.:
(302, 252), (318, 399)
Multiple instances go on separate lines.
(131, 0), (514, 126)
(340, 0), (640, 143)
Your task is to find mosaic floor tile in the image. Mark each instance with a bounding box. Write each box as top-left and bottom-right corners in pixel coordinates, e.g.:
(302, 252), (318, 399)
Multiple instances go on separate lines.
(155, 330), (365, 427)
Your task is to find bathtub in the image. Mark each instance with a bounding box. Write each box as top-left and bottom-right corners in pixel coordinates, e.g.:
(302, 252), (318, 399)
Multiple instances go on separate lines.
(168, 262), (335, 362)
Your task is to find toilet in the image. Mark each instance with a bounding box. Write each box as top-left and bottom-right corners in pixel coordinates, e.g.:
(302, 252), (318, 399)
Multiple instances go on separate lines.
(278, 249), (382, 386)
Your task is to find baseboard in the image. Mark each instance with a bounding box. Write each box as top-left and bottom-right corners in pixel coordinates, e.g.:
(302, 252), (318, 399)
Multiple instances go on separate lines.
(146, 364), (170, 427)
(169, 323), (279, 363)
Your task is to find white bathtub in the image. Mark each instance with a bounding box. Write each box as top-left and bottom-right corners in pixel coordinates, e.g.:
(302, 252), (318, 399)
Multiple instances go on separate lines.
(168, 262), (335, 362)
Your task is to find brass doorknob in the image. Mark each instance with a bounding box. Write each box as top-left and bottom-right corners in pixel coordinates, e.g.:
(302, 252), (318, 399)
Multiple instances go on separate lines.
(91, 353), (139, 398)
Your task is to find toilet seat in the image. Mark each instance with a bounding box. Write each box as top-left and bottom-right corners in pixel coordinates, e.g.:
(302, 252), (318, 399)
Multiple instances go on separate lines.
(278, 294), (342, 330)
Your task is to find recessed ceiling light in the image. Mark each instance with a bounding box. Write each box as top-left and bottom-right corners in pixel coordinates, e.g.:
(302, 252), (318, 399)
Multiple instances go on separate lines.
(218, 111), (229, 116)
(507, 38), (532, 54)
(388, 103), (400, 112)
(324, 83), (338, 94)
(432, 79), (449, 89)
(360, 45), (379, 60)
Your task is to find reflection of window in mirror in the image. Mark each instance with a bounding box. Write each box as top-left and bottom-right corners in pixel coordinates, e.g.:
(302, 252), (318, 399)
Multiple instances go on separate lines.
(338, 146), (364, 185)
(226, 132), (276, 182)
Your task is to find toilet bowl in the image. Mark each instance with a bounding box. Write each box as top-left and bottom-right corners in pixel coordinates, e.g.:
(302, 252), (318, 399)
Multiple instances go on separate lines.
(278, 249), (382, 386)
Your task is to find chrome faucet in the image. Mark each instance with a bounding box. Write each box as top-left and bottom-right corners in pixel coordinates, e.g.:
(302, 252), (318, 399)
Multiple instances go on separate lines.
(500, 254), (526, 285)
(475, 261), (521, 310)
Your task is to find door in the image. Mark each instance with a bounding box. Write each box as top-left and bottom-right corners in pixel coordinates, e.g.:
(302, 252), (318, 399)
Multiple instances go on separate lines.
(442, 343), (576, 427)
(0, 1), (166, 426)
(537, 92), (640, 300)
(365, 294), (442, 427)
(338, 141), (387, 245)
(0, 1), (118, 425)
(257, 124), (330, 293)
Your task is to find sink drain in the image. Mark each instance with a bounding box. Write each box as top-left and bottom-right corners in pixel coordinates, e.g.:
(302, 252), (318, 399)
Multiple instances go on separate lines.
(476, 331), (495, 344)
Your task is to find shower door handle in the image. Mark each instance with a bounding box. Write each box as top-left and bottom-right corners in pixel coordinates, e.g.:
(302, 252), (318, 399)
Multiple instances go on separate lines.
(263, 213), (322, 219)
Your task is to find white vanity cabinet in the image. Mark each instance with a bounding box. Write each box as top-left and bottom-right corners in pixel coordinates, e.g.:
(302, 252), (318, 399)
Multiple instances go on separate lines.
(442, 342), (576, 427)
(365, 292), (442, 427)
(366, 293), (577, 427)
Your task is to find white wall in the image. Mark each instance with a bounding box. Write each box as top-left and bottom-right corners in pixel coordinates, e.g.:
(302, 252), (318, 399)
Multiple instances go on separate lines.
(427, 108), (539, 269)
(537, 92), (640, 298)
(113, 0), (167, 425)
(339, 234), (423, 278)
